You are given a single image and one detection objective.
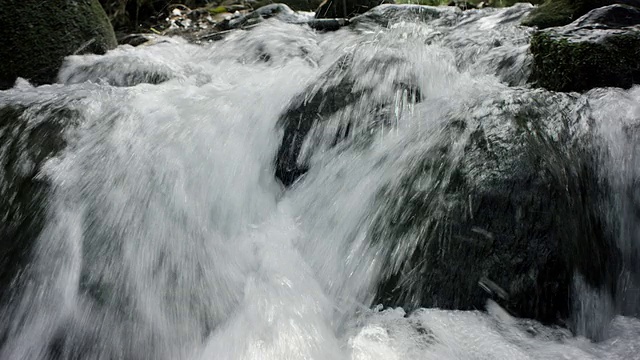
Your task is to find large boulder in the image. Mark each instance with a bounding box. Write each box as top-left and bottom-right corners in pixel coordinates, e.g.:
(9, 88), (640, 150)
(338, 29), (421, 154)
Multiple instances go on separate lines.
(529, 4), (640, 92)
(275, 30), (620, 326)
(522, 0), (640, 29)
(0, 0), (117, 90)
(369, 94), (618, 325)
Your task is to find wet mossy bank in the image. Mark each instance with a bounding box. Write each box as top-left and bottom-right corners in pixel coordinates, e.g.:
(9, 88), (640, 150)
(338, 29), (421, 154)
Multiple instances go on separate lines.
(528, 4), (640, 92)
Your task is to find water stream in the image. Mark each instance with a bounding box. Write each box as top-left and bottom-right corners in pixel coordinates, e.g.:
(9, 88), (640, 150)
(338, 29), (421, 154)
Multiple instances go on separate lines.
(1, 4), (640, 359)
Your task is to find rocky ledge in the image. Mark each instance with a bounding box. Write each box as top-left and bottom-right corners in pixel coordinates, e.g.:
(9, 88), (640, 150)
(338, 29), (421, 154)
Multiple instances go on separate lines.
(529, 4), (640, 92)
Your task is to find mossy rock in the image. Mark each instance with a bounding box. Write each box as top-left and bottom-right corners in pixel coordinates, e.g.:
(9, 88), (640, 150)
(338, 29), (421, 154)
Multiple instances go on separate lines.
(529, 5), (640, 92)
(0, 0), (117, 89)
(522, 0), (640, 28)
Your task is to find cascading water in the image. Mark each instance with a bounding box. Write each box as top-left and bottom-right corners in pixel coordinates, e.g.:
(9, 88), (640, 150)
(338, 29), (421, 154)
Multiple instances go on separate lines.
(1, 4), (640, 359)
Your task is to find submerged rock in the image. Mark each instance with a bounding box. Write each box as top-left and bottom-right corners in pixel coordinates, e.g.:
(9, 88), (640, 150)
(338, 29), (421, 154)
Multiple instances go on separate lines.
(529, 4), (640, 92)
(0, 0), (117, 89)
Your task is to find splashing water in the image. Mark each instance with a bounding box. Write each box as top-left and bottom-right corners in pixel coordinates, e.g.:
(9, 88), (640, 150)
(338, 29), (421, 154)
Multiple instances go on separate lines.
(1, 4), (640, 360)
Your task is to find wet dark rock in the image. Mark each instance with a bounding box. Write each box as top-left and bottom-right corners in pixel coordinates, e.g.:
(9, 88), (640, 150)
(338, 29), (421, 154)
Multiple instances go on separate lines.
(0, 0), (117, 90)
(119, 34), (157, 47)
(275, 51), (620, 326)
(529, 5), (640, 92)
(307, 18), (351, 30)
(571, 2), (640, 26)
(370, 95), (619, 325)
(0, 103), (79, 305)
(226, 3), (300, 28)
(255, 2), (298, 17)
(60, 62), (173, 87)
(314, 0), (395, 19)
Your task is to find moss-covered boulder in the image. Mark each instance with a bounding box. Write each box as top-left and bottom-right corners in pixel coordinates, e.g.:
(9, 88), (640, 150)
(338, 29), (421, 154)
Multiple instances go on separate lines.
(522, 0), (640, 28)
(529, 4), (640, 92)
(0, 0), (117, 90)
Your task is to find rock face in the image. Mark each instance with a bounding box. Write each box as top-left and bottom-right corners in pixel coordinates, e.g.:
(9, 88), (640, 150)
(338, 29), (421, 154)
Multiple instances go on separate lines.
(522, 0), (640, 29)
(529, 4), (640, 92)
(0, 0), (117, 90)
(0, 101), (79, 305)
(370, 95), (618, 325)
(274, 22), (620, 325)
(315, 0), (394, 18)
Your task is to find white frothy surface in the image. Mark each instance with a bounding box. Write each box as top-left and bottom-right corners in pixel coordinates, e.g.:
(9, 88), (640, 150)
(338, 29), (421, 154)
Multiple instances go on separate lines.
(1, 6), (640, 360)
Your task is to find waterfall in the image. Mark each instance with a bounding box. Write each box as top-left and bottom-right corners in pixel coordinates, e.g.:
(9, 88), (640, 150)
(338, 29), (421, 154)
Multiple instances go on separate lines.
(1, 4), (640, 359)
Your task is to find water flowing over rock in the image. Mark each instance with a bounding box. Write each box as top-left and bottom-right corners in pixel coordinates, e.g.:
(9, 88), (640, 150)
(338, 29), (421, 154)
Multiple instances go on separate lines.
(0, 0), (117, 90)
(529, 4), (640, 92)
(315, 0), (394, 18)
(1, 4), (640, 360)
(0, 96), (82, 304)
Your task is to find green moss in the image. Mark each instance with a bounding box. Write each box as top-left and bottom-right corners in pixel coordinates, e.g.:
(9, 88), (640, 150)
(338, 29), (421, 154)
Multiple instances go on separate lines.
(529, 30), (640, 91)
(208, 5), (228, 14)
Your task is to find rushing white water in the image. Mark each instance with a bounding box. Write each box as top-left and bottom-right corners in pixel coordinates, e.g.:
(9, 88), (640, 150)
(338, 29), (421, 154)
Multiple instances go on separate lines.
(1, 4), (640, 360)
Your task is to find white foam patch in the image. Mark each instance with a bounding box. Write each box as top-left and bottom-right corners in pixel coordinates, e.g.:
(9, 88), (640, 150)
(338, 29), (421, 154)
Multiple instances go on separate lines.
(346, 305), (640, 360)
